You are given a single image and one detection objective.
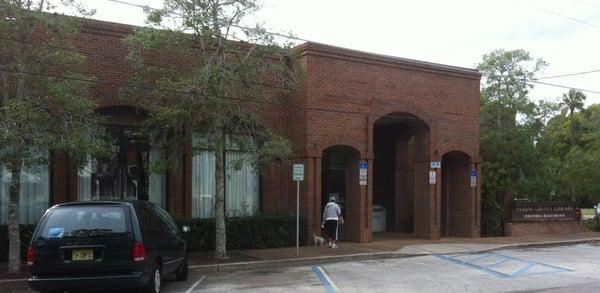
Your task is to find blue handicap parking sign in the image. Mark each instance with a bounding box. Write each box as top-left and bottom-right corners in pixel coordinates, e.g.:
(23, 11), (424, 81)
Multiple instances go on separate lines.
(470, 170), (477, 177)
(359, 161), (368, 169)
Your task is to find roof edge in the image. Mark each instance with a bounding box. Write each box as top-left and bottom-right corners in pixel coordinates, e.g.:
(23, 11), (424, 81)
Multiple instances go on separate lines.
(295, 42), (481, 78)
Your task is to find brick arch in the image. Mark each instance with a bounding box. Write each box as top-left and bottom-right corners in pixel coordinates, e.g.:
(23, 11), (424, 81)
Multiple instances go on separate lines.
(441, 149), (474, 238)
(370, 100), (434, 128)
(320, 144), (363, 242)
(370, 102), (434, 239)
(439, 146), (475, 162)
(317, 137), (364, 158)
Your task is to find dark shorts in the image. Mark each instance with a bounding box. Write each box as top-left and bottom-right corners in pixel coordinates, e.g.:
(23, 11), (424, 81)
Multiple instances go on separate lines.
(324, 220), (338, 240)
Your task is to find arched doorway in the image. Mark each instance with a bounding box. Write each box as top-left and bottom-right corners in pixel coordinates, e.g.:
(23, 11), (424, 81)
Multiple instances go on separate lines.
(441, 151), (472, 237)
(321, 145), (360, 241)
(78, 106), (167, 207)
(372, 113), (430, 236)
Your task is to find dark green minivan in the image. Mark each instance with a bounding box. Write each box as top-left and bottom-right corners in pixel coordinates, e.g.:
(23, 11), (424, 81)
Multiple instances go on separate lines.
(27, 200), (189, 293)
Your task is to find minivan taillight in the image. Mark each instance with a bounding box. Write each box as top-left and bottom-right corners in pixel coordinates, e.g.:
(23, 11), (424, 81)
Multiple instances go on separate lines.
(27, 245), (34, 266)
(132, 241), (146, 262)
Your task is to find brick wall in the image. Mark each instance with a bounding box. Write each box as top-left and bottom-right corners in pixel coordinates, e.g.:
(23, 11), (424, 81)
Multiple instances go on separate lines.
(48, 18), (481, 243)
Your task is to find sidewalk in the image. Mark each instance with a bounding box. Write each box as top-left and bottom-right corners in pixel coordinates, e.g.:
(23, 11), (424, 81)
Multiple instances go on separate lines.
(3, 232), (600, 280)
(187, 231), (600, 273)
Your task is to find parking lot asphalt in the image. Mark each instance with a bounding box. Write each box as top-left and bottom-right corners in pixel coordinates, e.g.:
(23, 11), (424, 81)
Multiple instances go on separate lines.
(5, 243), (600, 292)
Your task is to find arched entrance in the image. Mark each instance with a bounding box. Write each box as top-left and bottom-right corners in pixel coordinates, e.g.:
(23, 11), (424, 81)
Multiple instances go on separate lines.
(321, 145), (360, 241)
(372, 113), (430, 236)
(78, 106), (166, 206)
(441, 151), (472, 237)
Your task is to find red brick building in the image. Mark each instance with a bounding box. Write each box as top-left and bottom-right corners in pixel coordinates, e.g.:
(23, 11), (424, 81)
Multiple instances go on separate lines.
(1, 18), (482, 242)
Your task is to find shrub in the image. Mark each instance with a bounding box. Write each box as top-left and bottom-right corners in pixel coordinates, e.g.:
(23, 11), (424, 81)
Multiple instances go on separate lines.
(0, 224), (36, 262)
(581, 218), (599, 232)
(175, 214), (308, 251)
(0, 214), (307, 261)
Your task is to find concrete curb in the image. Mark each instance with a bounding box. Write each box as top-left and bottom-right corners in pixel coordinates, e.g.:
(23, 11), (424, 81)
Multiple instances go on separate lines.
(189, 237), (600, 274)
(189, 251), (420, 273)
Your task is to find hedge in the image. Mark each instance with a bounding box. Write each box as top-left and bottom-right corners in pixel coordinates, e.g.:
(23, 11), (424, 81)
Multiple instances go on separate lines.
(175, 214), (308, 251)
(0, 224), (36, 262)
(581, 218), (599, 232)
(1, 214), (307, 262)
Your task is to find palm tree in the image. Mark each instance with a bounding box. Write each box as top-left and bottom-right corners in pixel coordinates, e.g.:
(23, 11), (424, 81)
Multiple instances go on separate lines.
(561, 89), (586, 202)
(561, 89), (586, 148)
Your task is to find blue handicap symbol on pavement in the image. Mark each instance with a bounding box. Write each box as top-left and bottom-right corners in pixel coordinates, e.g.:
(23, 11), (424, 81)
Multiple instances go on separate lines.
(437, 252), (571, 279)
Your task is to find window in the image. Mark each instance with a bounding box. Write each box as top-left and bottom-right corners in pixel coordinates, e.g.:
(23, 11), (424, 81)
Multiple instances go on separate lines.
(0, 162), (50, 225)
(191, 134), (259, 219)
(77, 127), (166, 207)
(151, 203), (180, 235)
(38, 205), (130, 239)
(137, 204), (167, 236)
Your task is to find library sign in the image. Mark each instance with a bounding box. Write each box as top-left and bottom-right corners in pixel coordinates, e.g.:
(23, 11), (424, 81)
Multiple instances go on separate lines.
(511, 201), (576, 222)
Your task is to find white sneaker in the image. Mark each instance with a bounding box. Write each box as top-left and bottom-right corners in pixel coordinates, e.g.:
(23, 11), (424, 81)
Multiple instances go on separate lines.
(332, 244), (338, 249)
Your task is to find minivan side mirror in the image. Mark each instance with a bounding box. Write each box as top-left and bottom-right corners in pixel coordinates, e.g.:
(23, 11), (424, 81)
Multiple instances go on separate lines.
(182, 226), (190, 233)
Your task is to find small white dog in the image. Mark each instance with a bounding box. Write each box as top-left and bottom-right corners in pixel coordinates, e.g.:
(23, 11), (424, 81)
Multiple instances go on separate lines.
(312, 233), (326, 247)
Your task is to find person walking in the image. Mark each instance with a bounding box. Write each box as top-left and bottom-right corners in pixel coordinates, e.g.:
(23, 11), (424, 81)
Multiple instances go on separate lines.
(322, 196), (342, 248)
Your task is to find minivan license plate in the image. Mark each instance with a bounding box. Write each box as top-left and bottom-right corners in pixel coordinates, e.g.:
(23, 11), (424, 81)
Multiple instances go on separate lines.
(72, 249), (93, 261)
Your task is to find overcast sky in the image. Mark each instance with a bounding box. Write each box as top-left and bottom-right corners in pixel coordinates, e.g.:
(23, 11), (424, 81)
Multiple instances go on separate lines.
(79, 0), (600, 105)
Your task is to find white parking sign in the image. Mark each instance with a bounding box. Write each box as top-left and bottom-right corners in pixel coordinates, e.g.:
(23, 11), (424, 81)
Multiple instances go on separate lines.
(293, 164), (304, 181)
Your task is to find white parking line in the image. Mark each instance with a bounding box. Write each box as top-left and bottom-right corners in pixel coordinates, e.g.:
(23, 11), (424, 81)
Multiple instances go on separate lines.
(185, 275), (206, 293)
(0, 278), (27, 283)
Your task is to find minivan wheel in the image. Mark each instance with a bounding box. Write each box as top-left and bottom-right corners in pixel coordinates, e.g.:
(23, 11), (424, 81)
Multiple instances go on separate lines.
(175, 256), (189, 281)
(142, 263), (161, 293)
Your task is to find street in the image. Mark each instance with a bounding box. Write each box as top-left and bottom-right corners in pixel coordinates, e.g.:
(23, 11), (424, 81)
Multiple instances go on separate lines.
(4, 243), (600, 292)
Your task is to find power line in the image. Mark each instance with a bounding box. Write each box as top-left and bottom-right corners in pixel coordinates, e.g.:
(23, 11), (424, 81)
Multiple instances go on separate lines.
(0, 36), (483, 121)
(537, 69), (600, 79)
(537, 6), (600, 30)
(5, 34), (600, 103)
(530, 79), (600, 95)
(571, 0), (600, 9)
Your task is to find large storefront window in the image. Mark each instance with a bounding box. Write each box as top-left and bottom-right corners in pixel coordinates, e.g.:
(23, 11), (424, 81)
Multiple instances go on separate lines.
(191, 135), (259, 219)
(0, 163), (50, 224)
(77, 126), (166, 207)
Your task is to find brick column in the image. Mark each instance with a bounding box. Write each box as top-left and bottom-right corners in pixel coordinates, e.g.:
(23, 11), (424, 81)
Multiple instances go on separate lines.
(52, 152), (69, 204)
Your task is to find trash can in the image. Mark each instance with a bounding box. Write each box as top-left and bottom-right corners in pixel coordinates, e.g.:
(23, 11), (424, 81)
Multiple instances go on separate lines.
(372, 205), (387, 232)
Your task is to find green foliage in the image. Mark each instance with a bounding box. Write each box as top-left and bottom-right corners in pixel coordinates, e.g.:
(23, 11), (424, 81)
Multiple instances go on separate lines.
(0, 0), (110, 272)
(0, 224), (36, 262)
(0, 0), (110, 170)
(479, 49), (600, 236)
(123, 0), (299, 170)
(580, 218), (599, 232)
(478, 49), (550, 203)
(124, 0), (300, 257)
(175, 214), (308, 251)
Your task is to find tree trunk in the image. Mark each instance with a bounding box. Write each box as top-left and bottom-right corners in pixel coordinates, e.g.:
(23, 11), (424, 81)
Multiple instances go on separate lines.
(8, 162), (22, 273)
(569, 111), (576, 148)
(569, 110), (576, 202)
(214, 125), (227, 259)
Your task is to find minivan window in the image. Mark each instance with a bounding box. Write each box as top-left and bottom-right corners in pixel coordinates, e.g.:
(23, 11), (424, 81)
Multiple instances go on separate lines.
(151, 204), (180, 235)
(38, 205), (131, 239)
(137, 204), (168, 236)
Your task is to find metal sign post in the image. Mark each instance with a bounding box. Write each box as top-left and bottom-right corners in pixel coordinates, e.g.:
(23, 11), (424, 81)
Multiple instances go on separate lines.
(292, 164), (304, 257)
